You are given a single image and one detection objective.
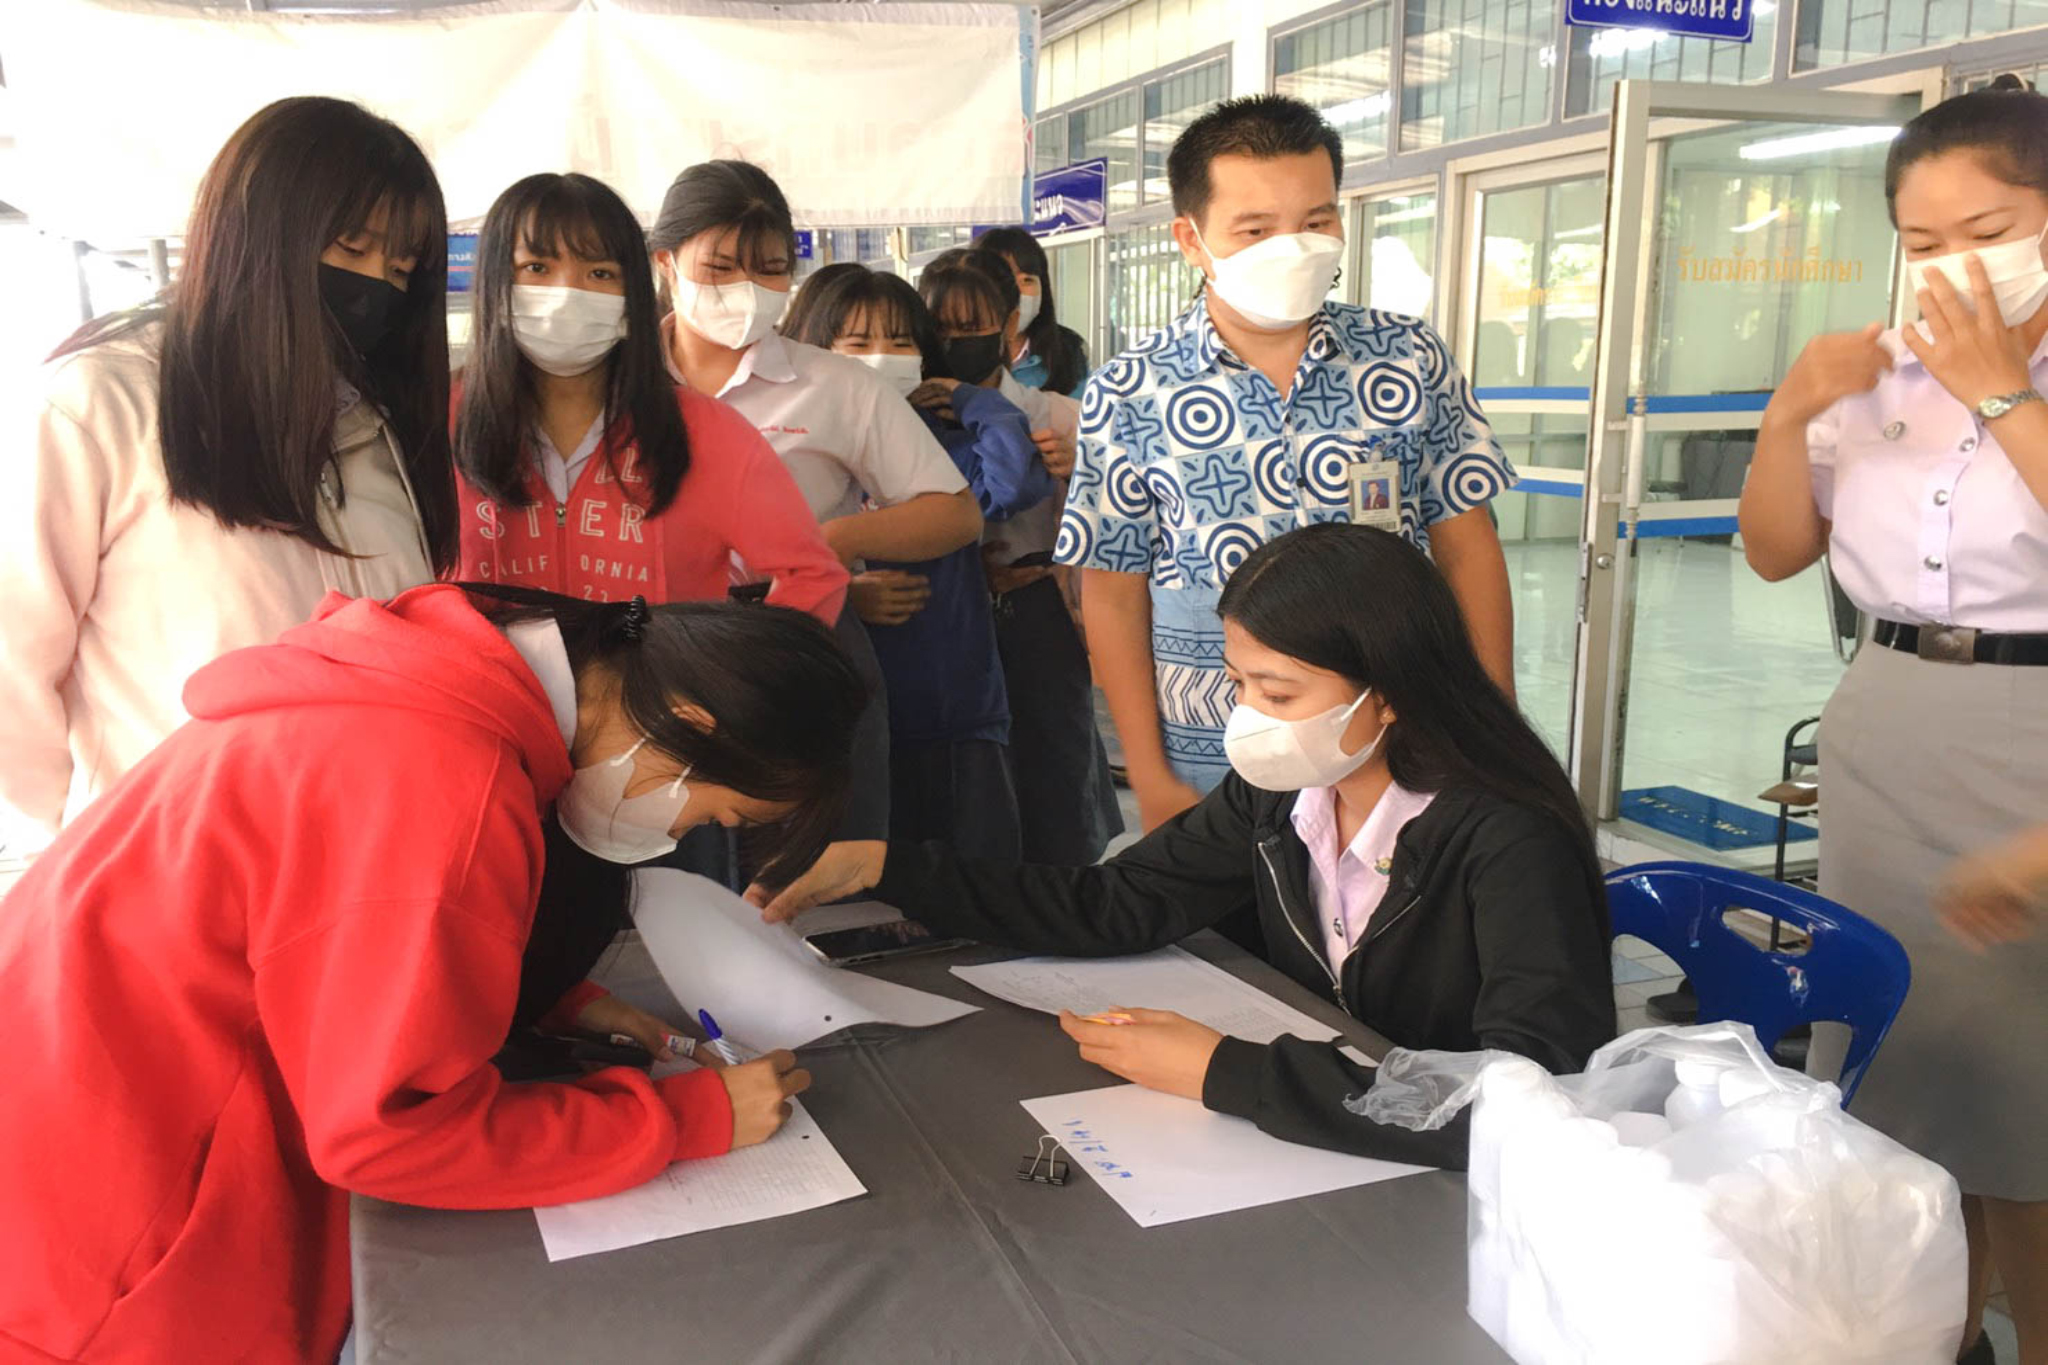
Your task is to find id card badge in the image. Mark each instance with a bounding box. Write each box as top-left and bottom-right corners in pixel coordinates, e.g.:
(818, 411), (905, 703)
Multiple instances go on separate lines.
(1349, 459), (1401, 532)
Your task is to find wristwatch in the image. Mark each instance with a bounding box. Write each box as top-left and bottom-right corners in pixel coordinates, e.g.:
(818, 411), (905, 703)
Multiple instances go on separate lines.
(1976, 388), (2043, 421)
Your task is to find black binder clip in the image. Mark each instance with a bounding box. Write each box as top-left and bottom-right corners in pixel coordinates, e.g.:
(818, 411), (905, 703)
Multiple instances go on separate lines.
(1015, 1135), (1069, 1186)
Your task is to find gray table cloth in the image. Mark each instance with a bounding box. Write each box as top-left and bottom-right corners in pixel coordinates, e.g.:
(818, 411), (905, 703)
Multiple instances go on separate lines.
(351, 933), (1510, 1364)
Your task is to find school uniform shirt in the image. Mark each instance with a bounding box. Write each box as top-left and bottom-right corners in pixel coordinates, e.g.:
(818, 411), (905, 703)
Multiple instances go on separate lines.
(661, 316), (966, 522)
(1292, 781), (1438, 972)
(866, 385), (1046, 746)
(1057, 298), (1514, 790)
(0, 316), (437, 856)
(1807, 326), (2048, 629)
(0, 586), (733, 1365)
(456, 384), (847, 621)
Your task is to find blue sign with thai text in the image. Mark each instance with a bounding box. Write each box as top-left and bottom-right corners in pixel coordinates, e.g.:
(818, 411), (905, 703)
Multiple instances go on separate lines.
(447, 233), (478, 294)
(1565, 0), (1754, 43)
(1030, 158), (1108, 236)
(794, 229), (814, 261)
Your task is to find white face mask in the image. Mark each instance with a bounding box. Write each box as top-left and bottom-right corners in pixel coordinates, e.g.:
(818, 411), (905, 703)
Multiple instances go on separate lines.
(510, 285), (628, 377)
(853, 351), (924, 399)
(671, 268), (787, 351)
(1223, 691), (1381, 792)
(1906, 222), (2048, 327)
(556, 738), (692, 864)
(1015, 292), (1041, 331)
(1192, 223), (1345, 332)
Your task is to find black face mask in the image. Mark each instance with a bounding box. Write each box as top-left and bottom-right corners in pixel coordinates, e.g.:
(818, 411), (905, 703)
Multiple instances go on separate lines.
(944, 332), (1005, 385)
(318, 263), (405, 358)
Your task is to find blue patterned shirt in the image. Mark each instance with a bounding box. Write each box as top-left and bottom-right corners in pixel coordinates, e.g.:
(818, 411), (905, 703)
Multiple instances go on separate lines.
(1055, 296), (1513, 786)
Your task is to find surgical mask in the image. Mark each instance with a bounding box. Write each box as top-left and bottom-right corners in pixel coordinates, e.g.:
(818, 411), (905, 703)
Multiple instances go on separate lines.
(319, 263), (404, 356)
(945, 332), (1006, 384)
(671, 269), (787, 350)
(1223, 691), (1381, 792)
(556, 739), (691, 864)
(1192, 223), (1345, 332)
(1015, 292), (1041, 331)
(1906, 222), (2048, 327)
(854, 351), (924, 399)
(510, 285), (628, 377)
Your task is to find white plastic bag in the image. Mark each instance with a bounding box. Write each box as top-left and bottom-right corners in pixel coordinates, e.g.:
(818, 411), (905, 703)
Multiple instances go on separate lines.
(1377, 1024), (1967, 1365)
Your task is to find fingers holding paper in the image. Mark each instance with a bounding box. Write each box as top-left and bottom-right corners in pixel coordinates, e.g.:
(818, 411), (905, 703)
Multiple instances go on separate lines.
(719, 1049), (812, 1149)
(1060, 1008), (1225, 1102)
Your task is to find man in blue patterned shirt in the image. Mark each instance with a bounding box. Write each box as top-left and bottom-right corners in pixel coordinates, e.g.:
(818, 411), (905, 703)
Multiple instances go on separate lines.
(1059, 95), (1518, 832)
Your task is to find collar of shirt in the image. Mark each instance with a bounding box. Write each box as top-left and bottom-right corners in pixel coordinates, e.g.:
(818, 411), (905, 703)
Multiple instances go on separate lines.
(1173, 292), (1351, 379)
(533, 412), (608, 505)
(503, 618), (578, 750)
(1882, 319), (2048, 372)
(1290, 779), (1439, 970)
(657, 313), (799, 396)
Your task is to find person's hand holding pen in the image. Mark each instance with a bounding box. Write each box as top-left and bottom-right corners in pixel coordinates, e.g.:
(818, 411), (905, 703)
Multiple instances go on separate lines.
(695, 1011), (811, 1149)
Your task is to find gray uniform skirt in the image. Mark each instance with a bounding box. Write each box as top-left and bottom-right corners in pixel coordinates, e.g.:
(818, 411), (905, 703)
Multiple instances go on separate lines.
(1819, 642), (2048, 1200)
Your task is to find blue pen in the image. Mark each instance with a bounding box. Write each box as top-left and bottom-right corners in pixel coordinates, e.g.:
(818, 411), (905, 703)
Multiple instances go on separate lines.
(697, 1010), (748, 1066)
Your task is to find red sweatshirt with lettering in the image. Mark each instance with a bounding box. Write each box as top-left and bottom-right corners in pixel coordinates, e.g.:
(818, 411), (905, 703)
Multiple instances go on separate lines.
(0, 586), (733, 1365)
(456, 385), (847, 620)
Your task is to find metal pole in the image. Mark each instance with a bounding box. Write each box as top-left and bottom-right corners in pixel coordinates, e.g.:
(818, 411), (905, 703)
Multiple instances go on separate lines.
(71, 241), (94, 324)
(148, 238), (171, 291)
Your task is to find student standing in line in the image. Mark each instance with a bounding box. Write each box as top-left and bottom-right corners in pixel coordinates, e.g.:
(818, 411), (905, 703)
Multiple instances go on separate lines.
(783, 262), (1043, 857)
(1739, 78), (2048, 1365)
(1061, 95), (1517, 836)
(926, 245), (1126, 865)
(0, 584), (857, 1364)
(752, 523), (1613, 1171)
(649, 160), (981, 893)
(973, 225), (1092, 397)
(453, 172), (846, 623)
(0, 97), (452, 858)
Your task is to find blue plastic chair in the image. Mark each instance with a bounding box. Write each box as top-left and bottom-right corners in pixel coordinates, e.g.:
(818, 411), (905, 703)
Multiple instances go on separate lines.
(1605, 861), (1911, 1104)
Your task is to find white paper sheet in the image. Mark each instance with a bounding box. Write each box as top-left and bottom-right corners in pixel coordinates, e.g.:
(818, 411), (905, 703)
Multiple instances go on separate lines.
(534, 1074), (863, 1261)
(1020, 1084), (1428, 1228)
(632, 871), (977, 1053)
(950, 946), (1342, 1047)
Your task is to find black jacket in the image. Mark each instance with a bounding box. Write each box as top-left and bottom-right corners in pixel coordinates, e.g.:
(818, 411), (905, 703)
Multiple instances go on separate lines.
(874, 776), (1616, 1170)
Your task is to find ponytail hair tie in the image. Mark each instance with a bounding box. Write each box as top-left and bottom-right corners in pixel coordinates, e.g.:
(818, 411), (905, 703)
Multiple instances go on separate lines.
(617, 595), (651, 643)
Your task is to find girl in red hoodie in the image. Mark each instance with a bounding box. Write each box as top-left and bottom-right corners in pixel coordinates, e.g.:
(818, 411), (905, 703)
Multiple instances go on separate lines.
(0, 584), (862, 1364)
(453, 172), (846, 623)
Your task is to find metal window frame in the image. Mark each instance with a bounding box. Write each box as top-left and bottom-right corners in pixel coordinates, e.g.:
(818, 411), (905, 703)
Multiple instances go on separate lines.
(1557, 0), (1794, 124)
(1789, 0), (2048, 75)
(1033, 44), (1234, 215)
(1269, 0), (1401, 166)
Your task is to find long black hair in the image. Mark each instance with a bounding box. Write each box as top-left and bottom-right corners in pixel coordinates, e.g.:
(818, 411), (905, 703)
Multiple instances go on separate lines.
(648, 160), (798, 306)
(1885, 74), (2048, 224)
(54, 97), (457, 574)
(782, 262), (944, 378)
(973, 227), (1088, 393)
(456, 173), (691, 516)
(1217, 523), (1598, 881)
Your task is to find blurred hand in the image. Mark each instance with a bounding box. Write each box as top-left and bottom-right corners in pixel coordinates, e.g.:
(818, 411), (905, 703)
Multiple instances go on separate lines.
(1940, 843), (2046, 952)
(1766, 323), (1891, 427)
(1032, 428), (1076, 480)
(1060, 1008), (1223, 1101)
(907, 378), (960, 413)
(1901, 253), (2039, 412)
(848, 569), (932, 626)
(574, 995), (691, 1064)
(718, 1050), (811, 1148)
(1133, 774), (1201, 832)
(745, 840), (888, 924)
(981, 543), (1055, 596)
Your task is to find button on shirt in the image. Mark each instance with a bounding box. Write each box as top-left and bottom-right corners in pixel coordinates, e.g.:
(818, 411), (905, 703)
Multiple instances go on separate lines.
(662, 317), (965, 523)
(1808, 326), (2048, 631)
(1291, 781), (1438, 974)
(1058, 297), (1514, 785)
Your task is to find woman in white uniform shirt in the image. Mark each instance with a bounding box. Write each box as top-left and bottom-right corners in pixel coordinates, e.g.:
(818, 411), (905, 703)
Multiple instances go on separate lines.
(0, 97), (449, 860)
(1740, 78), (2048, 1365)
(646, 160), (981, 889)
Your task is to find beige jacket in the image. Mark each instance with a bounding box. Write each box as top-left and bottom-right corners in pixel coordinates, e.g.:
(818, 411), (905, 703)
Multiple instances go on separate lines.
(0, 319), (436, 854)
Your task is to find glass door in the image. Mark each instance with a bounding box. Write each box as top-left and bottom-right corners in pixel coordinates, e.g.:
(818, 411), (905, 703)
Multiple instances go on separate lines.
(1577, 82), (1924, 860)
(1455, 152), (1607, 759)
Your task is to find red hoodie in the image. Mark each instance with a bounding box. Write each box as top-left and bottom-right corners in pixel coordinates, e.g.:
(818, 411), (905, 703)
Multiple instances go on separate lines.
(0, 586), (732, 1364)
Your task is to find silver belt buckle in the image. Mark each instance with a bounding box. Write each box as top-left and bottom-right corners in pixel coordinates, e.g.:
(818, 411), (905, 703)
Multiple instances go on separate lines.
(1917, 625), (1978, 664)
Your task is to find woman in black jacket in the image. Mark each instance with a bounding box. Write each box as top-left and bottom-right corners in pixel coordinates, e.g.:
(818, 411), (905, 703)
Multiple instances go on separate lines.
(755, 522), (1615, 1168)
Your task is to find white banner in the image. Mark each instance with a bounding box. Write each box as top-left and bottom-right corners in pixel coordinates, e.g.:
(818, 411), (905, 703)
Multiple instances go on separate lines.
(0, 0), (1031, 239)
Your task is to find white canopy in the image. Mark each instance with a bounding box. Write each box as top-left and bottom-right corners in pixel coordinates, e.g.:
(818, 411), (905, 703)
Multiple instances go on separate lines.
(0, 0), (1033, 240)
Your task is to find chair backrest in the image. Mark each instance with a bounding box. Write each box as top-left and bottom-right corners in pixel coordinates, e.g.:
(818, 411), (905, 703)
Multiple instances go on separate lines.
(1604, 861), (1911, 1104)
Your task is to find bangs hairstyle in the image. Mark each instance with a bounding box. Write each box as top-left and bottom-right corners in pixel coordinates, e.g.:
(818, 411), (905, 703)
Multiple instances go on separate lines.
(926, 246), (1020, 321)
(973, 226), (1087, 394)
(648, 160), (798, 305)
(918, 262), (1010, 355)
(56, 96), (456, 573)
(456, 173), (691, 517)
(1167, 93), (1344, 224)
(462, 584), (867, 888)
(1885, 74), (2048, 225)
(782, 263), (944, 377)
(1216, 523), (1601, 890)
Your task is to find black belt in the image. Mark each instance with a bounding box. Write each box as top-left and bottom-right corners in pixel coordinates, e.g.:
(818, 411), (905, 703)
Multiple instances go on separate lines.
(1872, 619), (2048, 666)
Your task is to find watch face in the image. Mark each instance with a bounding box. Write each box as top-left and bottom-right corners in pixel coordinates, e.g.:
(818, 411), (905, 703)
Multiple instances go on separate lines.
(1984, 396), (2013, 418)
